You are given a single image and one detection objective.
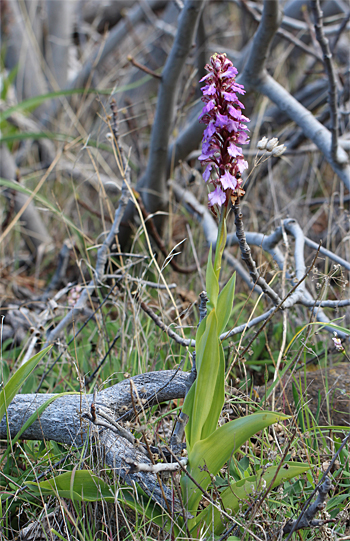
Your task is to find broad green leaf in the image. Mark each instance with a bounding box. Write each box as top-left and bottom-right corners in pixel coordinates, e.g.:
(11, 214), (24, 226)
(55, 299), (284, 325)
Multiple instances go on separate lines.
(0, 392), (78, 466)
(190, 310), (220, 445)
(195, 314), (207, 365)
(28, 471), (167, 531)
(0, 346), (52, 421)
(28, 470), (114, 501)
(183, 411), (289, 514)
(216, 272), (236, 335)
(206, 246), (219, 311)
(199, 342), (225, 440)
(193, 462), (310, 535)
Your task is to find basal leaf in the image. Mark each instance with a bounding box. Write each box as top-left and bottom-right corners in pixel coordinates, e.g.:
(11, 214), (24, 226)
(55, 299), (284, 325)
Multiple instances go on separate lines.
(193, 462), (310, 535)
(183, 412), (289, 514)
(28, 471), (167, 532)
(0, 346), (52, 421)
(216, 272), (236, 335)
(28, 471), (113, 501)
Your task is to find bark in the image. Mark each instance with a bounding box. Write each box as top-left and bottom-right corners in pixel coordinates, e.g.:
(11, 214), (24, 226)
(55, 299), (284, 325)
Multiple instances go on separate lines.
(45, 0), (74, 88)
(0, 370), (189, 512)
(4, 0), (49, 120)
(0, 144), (52, 256)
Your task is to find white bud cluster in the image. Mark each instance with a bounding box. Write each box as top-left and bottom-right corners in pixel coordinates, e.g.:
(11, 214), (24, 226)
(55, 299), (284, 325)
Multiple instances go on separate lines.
(257, 136), (287, 157)
(332, 332), (344, 352)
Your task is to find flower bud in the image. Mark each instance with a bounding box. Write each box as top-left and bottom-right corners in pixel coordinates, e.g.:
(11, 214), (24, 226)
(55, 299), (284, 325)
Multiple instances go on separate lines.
(271, 144), (287, 157)
(266, 137), (279, 152)
(257, 136), (268, 150)
(332, 333), (344, 352)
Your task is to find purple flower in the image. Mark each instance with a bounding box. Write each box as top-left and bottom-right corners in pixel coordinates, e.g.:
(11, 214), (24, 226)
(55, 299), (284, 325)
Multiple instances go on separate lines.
(199, 99), (215, 120)
(237, 158), (248, 173)
(220, 66), (238, 79)
(215, 113), (233, 130)
(227, 105), (242, 120)
(203, 164), (212, 182)
(202, 84), (216, 96)
(208, 185), (226, 206)
(237, 131), (249, 144)
(198, 53), (250, 208)
(228, 142), (242, 158)
(198, 148), (216, 161)
(220, 170), (237, 190)
(204, 122), (216, 139)
(199, 73), (212, 82)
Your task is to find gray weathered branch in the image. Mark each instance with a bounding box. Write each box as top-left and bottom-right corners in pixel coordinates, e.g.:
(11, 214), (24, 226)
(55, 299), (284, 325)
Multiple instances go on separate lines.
(240, 0), (350, 189)
(0, 370), (189, 513)
(137, 0), (204, 212)
(0, 144), (52, 256)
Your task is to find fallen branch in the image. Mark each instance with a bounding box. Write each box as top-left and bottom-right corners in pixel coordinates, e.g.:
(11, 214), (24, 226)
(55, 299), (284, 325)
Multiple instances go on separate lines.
(0, 369), (189, 513)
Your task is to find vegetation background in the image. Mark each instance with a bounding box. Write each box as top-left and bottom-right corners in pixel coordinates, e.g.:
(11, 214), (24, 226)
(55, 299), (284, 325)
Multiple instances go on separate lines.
(0, 0), (349, 539)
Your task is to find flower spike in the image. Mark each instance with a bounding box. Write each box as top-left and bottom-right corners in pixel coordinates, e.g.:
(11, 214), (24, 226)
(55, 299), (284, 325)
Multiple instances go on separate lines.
(198, 53), (250, 209)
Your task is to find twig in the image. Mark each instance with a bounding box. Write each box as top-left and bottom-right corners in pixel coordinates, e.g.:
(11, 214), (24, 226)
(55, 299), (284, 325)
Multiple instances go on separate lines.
(283, 477), (333, 536)
(240, 0), (322, 61)
(239, 245), (321, 360)
(140, 301), (191, 347)
(198, 291), (208, 324)
(239, 0), (350, 189)
(127, 55), (162, 79)
(311, 0), (339, 163)
(284, 431), (350, 540)
(126, 458), (188, 474)
(233, 199), (282, 306)
(332, 12), (350, 53)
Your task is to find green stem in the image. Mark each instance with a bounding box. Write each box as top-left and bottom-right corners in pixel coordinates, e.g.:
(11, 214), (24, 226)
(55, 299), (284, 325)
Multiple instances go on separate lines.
(213, 204), (227, 280)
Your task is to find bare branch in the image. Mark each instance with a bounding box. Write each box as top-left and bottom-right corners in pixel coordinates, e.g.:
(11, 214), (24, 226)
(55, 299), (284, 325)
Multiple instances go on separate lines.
(284, 476), (334, 537)
(0, 369), (189, 512)
(0, 145), (52, 256)
(233, 200), (282, 305)
(137, 0), (205, 213)
(311, 0), (340, 162)
(239, 0), (350, 188)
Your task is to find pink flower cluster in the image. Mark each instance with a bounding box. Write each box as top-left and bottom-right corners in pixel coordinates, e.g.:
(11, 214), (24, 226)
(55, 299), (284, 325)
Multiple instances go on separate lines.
(198, 53), (250, 208)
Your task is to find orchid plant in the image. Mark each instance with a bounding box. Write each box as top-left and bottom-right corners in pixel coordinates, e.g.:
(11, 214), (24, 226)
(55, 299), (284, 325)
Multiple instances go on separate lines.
(177, 54), (308, 537)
